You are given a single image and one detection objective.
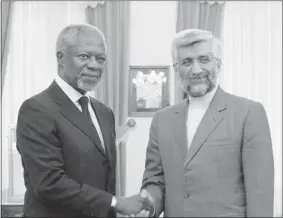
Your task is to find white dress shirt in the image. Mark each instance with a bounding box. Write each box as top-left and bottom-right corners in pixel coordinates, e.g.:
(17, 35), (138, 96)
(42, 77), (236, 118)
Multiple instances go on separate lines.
(186, 84), (218, 149)
(55, 76), (105, 151)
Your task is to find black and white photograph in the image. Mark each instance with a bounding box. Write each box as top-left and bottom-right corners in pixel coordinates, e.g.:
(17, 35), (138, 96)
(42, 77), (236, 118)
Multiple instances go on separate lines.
(1, 1), (282, 217)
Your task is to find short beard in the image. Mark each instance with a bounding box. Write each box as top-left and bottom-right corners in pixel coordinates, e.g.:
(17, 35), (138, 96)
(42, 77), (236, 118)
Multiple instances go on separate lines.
(181, 73), (217, 98)
(188, 83), (212, 97)
(77, 76), (100, 92)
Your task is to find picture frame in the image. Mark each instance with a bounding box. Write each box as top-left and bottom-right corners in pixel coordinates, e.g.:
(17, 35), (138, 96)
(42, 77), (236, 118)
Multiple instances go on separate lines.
(128, 65), (170, 117)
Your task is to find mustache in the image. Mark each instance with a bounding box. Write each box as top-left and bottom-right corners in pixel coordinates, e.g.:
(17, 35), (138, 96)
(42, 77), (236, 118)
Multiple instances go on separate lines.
(189, 73), (208, 80)
(80, 71), (101, 78)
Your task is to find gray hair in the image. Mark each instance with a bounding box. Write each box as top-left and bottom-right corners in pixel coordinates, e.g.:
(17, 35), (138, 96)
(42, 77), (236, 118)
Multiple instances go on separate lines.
(171, 29), (222, 63)
(56, 24), (107, 55)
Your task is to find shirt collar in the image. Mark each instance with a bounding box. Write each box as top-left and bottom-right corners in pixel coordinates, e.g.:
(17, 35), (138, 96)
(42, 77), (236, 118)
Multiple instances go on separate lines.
(55, 76), (87, 103)
(187, 83), (219, 107)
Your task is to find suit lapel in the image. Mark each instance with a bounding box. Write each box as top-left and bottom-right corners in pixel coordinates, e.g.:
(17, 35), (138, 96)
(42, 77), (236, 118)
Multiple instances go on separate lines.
(47, 81), (107, 158)
(172, 99), (189, 161)
(184, 87), (227, 168)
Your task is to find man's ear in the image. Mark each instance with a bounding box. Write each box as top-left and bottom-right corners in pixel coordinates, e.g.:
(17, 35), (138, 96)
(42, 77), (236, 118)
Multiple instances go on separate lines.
(57, 51), (63, 60)
(217, 59), (222, 68)
(216, 59), (222, 75)
(173, 65), (178, 73)
(57, 52), (64, 68)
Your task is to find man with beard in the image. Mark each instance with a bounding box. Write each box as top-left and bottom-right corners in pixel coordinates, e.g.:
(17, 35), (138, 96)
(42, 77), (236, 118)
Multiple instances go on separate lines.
(137, 29), (274, 217)
(16, 24), (146, 217)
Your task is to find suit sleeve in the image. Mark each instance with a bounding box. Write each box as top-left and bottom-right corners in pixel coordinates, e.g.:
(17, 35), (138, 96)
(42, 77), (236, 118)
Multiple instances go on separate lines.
(242, 102), (274, 217)
(141, 114), (165, 217)
(16, 99), (112, 217)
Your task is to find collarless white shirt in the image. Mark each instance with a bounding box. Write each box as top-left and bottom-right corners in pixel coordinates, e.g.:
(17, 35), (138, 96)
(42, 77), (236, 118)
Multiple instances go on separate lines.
(55, 76), (105, 151)
(186, 84), (218, 149)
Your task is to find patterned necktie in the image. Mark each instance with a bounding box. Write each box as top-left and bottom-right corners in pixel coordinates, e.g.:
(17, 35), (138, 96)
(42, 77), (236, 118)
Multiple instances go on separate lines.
(78, 96), (90, 116)
(78, 96), (103, 148)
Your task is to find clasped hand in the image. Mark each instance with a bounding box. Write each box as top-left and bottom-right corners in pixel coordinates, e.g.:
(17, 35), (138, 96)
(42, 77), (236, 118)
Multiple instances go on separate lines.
(115, 190), (153, 217)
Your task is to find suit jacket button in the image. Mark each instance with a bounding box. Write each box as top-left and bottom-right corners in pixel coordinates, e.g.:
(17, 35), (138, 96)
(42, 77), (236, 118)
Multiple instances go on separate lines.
(104, 162), (111, 171)
(102, 160), (109, 167)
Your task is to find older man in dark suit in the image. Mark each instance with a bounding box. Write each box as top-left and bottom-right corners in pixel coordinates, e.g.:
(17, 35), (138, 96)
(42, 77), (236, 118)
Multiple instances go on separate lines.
(16, 24), (145, 217)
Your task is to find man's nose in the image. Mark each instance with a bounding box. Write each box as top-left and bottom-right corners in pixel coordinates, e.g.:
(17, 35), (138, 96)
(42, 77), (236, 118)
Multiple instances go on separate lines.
(191, 60), (202, 74)
(87, 57), (100, 69)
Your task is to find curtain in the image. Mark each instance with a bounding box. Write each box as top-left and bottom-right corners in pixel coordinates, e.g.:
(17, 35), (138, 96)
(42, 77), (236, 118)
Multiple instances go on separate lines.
(85, 1), (130, 198)
(1, 1), (13, 198)
(221, 2), (282, 217)
(1, 0), (87, 195)
(86, 1), (130, 128)
(175, 0), (225, 103)
(1, 0), (13, 94)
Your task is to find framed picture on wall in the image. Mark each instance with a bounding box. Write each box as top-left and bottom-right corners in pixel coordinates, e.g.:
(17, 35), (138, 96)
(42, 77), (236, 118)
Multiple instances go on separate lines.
(128, 65), (170, 117)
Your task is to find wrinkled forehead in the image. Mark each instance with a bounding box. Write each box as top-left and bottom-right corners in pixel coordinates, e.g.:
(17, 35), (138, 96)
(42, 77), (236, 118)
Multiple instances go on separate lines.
(68, 31), (106, 53)
(177, 40), (214, 59)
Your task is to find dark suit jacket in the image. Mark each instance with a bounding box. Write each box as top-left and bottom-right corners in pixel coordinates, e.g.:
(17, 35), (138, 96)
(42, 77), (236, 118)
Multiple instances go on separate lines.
(16, 81), (117, 217)
(142, 86), (274, 217)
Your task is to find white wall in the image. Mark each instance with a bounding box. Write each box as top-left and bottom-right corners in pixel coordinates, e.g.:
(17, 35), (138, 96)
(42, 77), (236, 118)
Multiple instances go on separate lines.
(125, 1), (176, 196)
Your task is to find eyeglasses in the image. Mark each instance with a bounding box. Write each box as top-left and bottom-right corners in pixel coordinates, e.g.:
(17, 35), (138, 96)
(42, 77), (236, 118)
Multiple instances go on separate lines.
(173, 56), (218, 68)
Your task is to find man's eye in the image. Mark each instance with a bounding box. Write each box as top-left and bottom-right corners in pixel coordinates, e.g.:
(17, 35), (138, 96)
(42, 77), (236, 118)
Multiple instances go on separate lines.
(181, 59), (193, 65)
(199, 56), (210, 63)
(96, 57), (106, 63)
(79, 54), (89, 59)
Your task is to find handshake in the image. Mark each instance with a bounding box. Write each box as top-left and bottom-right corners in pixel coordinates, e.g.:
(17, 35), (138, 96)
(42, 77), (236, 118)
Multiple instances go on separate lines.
(114, 189), (155, 217)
